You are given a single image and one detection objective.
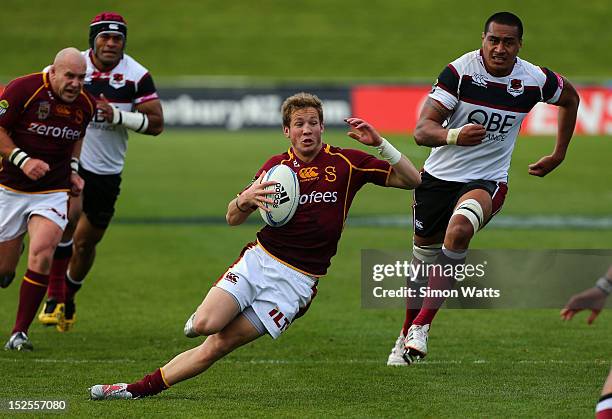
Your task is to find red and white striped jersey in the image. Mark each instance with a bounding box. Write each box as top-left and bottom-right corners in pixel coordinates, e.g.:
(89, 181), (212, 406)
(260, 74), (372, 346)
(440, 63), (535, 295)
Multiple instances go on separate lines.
(79, 50), (159, 175)
(425, 49), (563, 183)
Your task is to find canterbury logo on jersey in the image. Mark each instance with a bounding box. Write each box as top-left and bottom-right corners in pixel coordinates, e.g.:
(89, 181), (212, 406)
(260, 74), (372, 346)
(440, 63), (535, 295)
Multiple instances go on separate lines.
(27, 122), (81, 140)
(299, 167), (319, 180)
(299, 190), (338, 205)
(54, 104), (72, 117)
(471, 73), (488, 88)
(224, 272), (239, 284)
(271, 183), (290, 207)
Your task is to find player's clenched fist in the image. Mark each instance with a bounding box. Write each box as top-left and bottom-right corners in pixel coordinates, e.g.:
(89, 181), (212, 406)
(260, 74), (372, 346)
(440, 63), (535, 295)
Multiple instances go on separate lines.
(96, 94), (115, 123)
(69, 172), (85, 197)
(21, 158), (50, 180)
(456, 124), (486, 146)
(528, 154), (563, 177)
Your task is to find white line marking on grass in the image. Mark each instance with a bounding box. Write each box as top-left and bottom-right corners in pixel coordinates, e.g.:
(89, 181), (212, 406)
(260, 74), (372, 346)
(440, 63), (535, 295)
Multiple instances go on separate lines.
(113, 215), (612, 230)
(237, 359), (610, 365)
(346, 215), (612, 230)
(2, 358), (606, 365)
(0, 358), (136, 364)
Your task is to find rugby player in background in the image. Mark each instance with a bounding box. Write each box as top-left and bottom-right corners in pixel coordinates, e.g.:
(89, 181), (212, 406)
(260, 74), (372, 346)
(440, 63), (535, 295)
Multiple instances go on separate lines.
(39, 12), (164, 332)
(0, 48), (95, 351)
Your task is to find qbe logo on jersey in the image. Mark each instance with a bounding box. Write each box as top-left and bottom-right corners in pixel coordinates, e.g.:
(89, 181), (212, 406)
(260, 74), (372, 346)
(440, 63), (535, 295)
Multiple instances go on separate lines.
(467, 109), (517, 142)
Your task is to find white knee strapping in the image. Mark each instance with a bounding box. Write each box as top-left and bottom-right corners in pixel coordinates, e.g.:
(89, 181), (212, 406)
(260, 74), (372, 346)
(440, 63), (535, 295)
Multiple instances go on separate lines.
(453, 198), (484, 232)
(413, 243), (443, 263)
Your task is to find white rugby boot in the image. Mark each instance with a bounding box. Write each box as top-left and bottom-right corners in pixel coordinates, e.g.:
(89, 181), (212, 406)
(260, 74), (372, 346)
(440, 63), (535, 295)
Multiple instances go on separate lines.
(89, 383), (134, 400)
(4, 332), (33, 351)
(183, 312), (199, 338)
(404, 324), (429, 360)
(387, 332), (411, 366)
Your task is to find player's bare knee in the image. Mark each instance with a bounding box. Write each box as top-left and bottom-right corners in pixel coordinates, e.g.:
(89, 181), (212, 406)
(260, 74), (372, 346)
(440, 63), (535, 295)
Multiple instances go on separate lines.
(73, 238), (95, 258)
(447, 198), (484, 247)
(448, 220), (474, 239)
(28, 244), (55, 270)
(28, 255), (53, 273)
(445, 222), (474, 250)
(193, 315), (223, 336)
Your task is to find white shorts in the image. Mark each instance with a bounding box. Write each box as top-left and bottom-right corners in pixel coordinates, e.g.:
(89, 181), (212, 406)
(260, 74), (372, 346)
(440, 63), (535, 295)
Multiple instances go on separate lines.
(0, 186), (68, 242)
(215, 243), (318, 339)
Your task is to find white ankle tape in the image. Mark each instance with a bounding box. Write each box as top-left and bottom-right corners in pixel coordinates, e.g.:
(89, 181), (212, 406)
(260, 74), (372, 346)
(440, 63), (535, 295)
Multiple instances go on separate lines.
(442, 246), (468, 260)
(413, 243), (443, 263)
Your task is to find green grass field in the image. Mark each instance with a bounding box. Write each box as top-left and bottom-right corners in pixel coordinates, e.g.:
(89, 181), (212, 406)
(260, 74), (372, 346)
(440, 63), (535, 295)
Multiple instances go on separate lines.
(2, 0), (611, 82)
(1, 130), (610, 417)
(2, 1), (611, 416)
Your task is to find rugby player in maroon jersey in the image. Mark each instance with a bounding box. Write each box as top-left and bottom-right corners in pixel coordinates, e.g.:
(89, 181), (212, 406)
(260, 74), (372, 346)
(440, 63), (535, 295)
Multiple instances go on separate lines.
(0, 48), (96, 351)
(89, 92), (420, 400)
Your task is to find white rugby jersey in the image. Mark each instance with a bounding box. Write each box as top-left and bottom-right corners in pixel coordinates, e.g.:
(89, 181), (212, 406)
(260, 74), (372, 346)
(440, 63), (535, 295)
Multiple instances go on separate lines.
(424, 49), (563, 183)
(80, 50), (159, 175)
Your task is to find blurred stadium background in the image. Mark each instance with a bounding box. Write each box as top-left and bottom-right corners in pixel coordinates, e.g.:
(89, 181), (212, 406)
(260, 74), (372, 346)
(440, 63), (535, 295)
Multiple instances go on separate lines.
(1, 1), (611, 417)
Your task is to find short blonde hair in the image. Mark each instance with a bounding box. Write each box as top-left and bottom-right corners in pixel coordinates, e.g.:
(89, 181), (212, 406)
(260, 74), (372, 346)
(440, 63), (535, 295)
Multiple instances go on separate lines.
(281, 92), (323, 128)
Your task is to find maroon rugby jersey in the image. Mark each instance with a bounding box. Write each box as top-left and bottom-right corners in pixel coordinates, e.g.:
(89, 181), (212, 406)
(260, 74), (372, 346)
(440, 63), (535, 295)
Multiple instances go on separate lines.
(0, 72), (95, 192)
(254, 144), (391, 276)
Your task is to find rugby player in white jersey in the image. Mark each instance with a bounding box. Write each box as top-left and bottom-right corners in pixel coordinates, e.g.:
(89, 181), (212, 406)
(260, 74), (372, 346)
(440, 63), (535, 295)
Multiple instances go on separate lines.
(39, 12), (164, 332)
(387, 11), (580, 365)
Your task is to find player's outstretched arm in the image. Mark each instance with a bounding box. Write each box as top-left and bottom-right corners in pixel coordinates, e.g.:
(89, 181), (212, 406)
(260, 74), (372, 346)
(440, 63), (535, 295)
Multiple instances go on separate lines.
(528, 77), (579, 177)
(560, 266), (611, 324)
(560, 287), (607, 324)
(345, 117), (420, 189)
(414, 98), (486, 147)
(226, 171), (276, 226)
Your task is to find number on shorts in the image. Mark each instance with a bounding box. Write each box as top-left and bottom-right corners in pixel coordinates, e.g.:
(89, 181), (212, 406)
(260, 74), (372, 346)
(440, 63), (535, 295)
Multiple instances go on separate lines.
(268, 308), (289, 331)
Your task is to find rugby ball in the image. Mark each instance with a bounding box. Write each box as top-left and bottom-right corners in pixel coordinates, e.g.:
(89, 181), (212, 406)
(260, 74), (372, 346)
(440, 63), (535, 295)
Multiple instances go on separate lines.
(259, 164), (300, 227)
